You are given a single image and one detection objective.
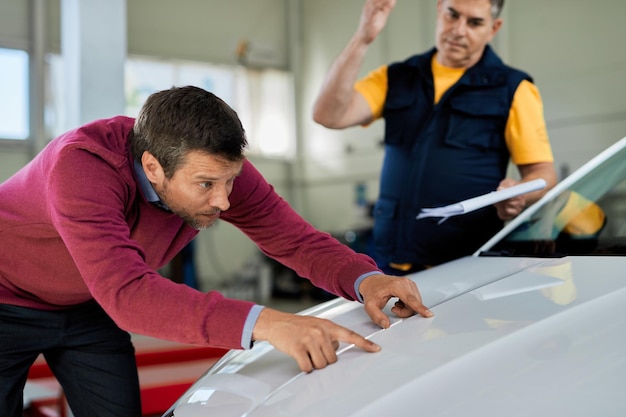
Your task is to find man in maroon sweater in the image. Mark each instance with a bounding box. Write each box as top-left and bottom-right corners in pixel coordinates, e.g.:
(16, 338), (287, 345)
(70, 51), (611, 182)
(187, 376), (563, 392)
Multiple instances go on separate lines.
(0, 86), (432, 417)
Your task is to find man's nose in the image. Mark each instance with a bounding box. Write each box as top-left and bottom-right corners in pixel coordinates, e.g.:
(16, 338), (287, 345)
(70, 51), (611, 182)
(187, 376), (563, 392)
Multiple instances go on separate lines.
(452, 19), (468, 36)
(209, 187), (231, 211)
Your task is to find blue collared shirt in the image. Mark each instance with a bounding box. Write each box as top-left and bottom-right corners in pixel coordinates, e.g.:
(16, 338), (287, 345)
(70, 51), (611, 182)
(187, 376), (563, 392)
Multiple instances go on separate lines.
(134, 160), (171, 210)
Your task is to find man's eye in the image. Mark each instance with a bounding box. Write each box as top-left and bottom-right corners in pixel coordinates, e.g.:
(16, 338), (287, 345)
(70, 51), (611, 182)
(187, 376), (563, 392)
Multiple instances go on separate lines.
(200, 182), (213, 189)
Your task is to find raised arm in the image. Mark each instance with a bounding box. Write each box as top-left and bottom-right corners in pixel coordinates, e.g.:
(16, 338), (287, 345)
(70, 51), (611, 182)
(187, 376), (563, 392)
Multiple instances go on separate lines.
(313, 0), (396, 129)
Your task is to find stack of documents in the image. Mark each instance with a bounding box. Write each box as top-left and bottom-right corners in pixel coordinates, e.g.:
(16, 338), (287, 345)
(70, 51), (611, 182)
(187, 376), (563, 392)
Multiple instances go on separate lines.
(417, 178), (547, 222)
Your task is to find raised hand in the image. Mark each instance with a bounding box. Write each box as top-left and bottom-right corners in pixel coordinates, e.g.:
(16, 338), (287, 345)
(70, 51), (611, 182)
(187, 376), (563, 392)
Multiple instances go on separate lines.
(357, 0), (397, 45)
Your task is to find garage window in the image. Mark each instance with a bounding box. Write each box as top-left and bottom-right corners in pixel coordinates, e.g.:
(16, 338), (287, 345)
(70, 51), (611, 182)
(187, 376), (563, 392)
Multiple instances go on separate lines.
(0, 47), (29, 140)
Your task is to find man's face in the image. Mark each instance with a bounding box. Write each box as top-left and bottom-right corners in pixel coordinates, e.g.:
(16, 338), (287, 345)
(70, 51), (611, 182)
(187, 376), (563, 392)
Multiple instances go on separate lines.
(144, 150), (243, 230)
(435, 0), (502, 68)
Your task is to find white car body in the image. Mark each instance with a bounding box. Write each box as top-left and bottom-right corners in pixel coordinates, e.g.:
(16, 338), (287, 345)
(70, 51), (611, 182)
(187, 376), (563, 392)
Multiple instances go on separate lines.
(164, 136), (626, 417)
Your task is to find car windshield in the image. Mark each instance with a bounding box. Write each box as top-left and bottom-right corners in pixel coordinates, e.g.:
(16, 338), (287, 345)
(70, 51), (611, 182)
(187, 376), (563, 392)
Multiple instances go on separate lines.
(480, 137), (626, 258)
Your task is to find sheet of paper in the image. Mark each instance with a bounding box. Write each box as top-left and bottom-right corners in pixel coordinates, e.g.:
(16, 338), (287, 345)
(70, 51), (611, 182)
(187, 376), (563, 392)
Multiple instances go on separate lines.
(417, 178), (547, 222)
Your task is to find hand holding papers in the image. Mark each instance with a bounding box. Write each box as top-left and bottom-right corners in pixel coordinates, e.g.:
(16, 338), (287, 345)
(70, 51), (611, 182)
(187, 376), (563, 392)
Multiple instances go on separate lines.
(417, 178), (547, 223)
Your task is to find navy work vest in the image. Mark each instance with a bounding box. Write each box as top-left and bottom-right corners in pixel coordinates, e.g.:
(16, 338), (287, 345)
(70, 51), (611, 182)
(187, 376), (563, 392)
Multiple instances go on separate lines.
(373, 45), (532, 267)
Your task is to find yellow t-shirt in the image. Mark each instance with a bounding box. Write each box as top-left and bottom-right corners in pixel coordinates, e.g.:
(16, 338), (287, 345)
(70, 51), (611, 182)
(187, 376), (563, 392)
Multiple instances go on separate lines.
(554, 192), (606, 236)
(354, 55), (554, 165)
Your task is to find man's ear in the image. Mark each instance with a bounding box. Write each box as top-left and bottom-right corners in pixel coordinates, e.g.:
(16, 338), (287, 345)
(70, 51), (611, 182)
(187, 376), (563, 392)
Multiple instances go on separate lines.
(490, 18), (503, 38)
(141, 151), (164, 183)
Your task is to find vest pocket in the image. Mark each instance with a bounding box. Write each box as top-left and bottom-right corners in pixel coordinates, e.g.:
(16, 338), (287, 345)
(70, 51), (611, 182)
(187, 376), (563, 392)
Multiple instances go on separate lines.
(444, 94), (508, 151)
(384, 92), (417, 146)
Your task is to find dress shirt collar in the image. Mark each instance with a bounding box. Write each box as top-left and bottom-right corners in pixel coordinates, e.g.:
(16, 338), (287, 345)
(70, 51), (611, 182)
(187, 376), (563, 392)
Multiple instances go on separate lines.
(133, 159), (171, 211)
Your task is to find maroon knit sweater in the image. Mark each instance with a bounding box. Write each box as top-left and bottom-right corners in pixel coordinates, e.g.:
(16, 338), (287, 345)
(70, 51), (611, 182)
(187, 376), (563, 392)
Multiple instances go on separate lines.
(0, 116), (380, 349)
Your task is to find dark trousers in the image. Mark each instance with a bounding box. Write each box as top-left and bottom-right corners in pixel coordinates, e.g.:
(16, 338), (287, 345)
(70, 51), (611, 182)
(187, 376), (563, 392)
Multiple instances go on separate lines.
(0, 302), (142, 417)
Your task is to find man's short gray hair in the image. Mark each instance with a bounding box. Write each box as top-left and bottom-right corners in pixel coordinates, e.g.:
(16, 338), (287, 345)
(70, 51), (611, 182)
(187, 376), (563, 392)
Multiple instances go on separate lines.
(491, 0), (504, 19)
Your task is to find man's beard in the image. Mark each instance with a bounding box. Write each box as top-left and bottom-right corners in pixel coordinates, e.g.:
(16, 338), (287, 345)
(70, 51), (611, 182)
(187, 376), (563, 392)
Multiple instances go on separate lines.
(157, 184), (219, 231)
(178, 211), (216, 231)
(166, 203), (220, 231)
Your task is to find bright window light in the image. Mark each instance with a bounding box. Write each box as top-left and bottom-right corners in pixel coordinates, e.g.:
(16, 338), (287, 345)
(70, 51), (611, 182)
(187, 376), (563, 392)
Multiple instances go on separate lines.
(0, 48), (29, 140)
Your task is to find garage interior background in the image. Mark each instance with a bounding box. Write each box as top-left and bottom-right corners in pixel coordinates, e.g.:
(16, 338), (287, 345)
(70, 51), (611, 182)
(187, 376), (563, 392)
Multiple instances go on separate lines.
(1, 0), (625, 302)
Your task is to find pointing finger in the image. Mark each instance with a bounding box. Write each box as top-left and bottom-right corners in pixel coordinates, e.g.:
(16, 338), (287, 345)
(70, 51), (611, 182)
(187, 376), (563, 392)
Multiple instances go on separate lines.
(336, 327), (381, 353)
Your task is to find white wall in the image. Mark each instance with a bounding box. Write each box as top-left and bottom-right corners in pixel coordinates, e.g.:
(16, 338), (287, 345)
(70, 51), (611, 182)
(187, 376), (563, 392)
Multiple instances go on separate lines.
(504, 0), (626, 174)
(127, 0), (288, 68)
(0, 147), (31, 180)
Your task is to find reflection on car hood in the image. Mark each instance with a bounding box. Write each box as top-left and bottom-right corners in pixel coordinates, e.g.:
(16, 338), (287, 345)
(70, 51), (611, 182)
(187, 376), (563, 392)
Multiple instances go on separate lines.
(166, 255), (626, 417)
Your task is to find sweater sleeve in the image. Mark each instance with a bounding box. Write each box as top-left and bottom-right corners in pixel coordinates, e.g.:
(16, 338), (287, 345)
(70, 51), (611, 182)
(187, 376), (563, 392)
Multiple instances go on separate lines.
(220, 160), (381, 301)
(46, 147), (255, 349)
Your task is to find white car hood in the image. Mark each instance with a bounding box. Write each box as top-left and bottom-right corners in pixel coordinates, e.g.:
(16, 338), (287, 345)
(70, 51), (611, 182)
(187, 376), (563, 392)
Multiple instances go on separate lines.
(169, 255), (626, 417)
